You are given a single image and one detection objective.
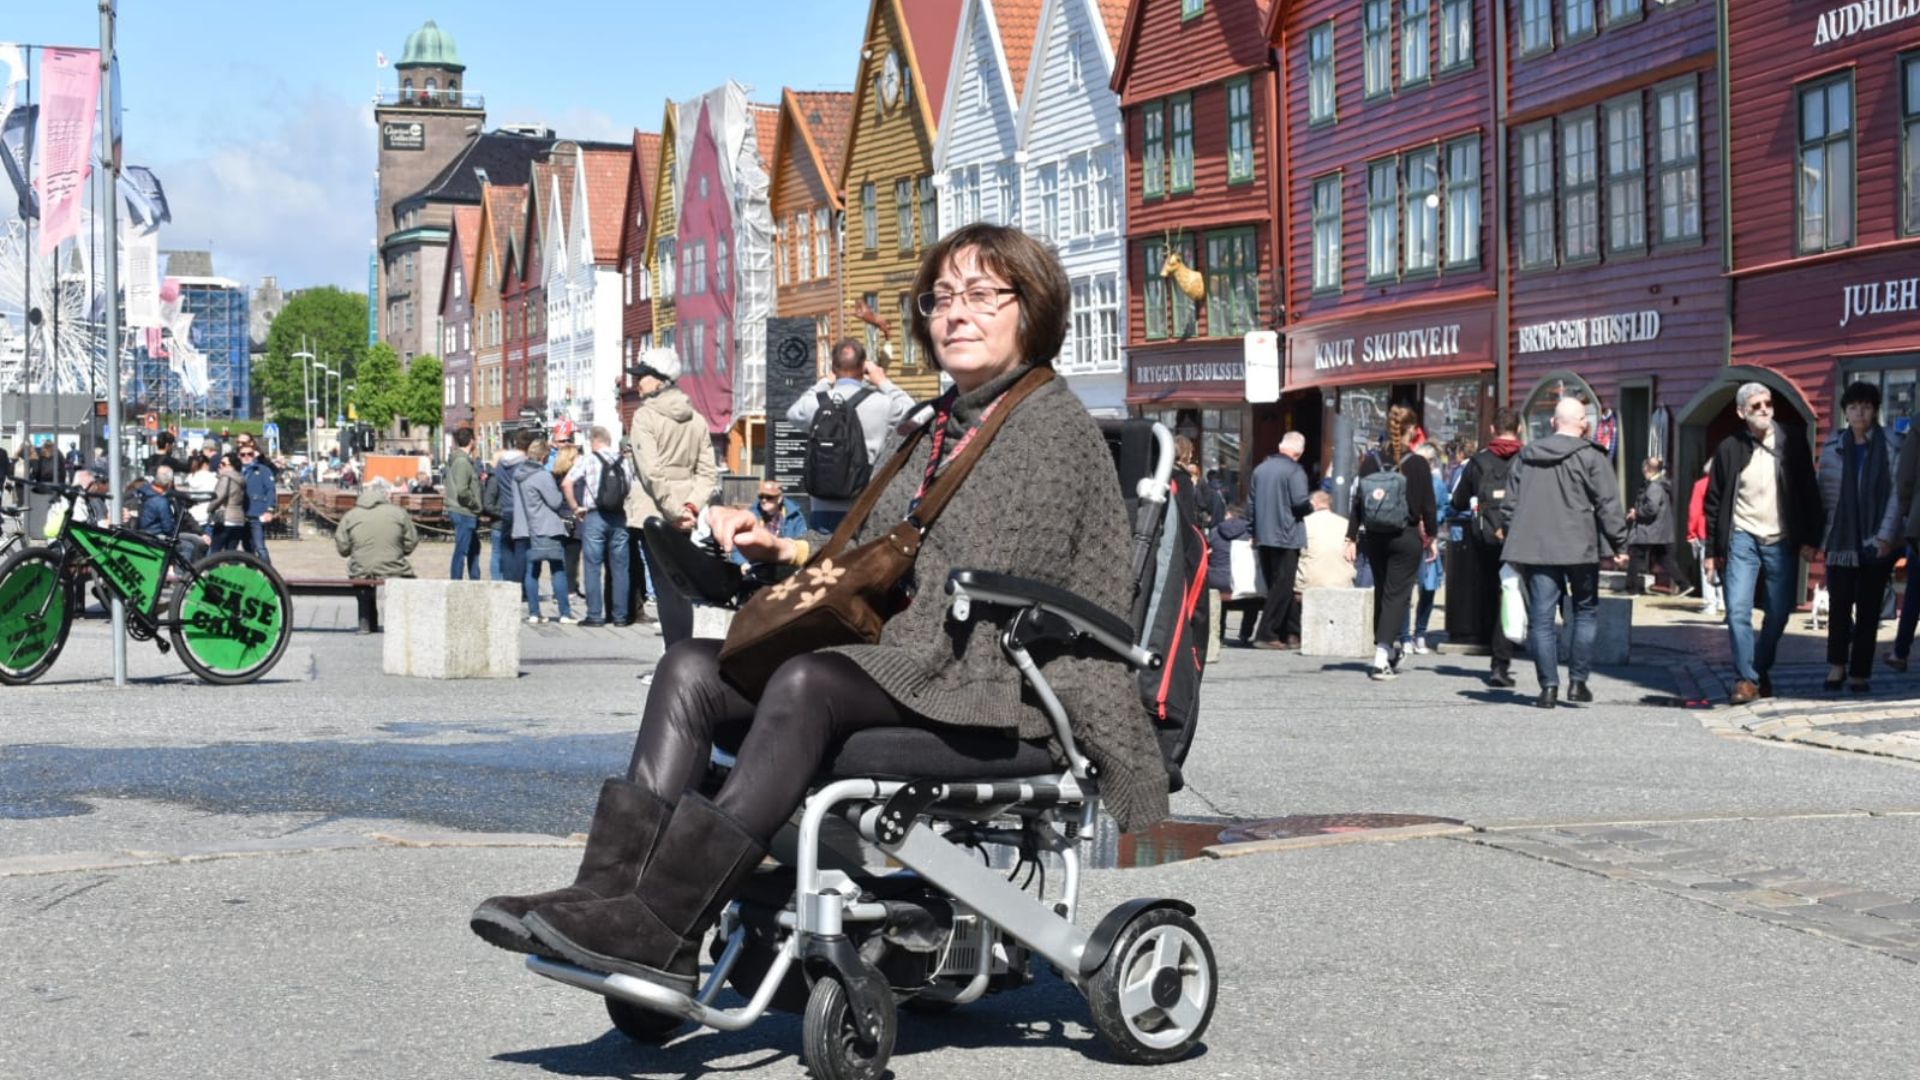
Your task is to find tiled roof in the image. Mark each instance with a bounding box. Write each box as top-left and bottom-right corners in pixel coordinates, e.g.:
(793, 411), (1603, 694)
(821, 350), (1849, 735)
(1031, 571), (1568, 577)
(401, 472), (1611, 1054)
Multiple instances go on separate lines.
(789, 90), (854, 188)
(483, 184), (527, 288)
(400, 129), (557, 214)
(450, 204), (482, 286)
(579, 147), (632, 264)
(751, 104), (781, 175)
(901, 0), (966, 127)
(994, 0), (1046, 92)
(529, 157), (577, 260)
(634, 130), (663, 219)
(1094, 0), (1127, 50)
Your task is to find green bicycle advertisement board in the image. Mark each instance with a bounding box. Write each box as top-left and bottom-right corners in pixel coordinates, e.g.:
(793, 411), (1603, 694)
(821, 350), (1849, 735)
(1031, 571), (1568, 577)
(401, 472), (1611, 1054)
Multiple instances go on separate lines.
(68, 522), (171, 617)
(176, 560), (288, 674)
(0, 556), (68, 673)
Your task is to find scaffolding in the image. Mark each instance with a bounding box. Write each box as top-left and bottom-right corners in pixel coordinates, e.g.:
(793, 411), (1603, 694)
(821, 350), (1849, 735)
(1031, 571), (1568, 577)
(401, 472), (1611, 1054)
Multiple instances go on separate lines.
(130, 277), (249, 421)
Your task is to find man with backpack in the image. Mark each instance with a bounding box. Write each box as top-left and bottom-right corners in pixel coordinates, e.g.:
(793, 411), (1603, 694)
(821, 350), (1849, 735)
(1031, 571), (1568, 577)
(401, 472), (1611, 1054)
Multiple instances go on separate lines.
(485, 436), (531, 586)
(785, 339), (915, 531)
(1450, 408), (1526, 687)
(563, 425), (633, 627)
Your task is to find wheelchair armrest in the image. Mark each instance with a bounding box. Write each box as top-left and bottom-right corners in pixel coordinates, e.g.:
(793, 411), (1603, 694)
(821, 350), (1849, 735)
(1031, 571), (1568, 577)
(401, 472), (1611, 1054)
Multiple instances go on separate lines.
(945, 569), (1156, 670)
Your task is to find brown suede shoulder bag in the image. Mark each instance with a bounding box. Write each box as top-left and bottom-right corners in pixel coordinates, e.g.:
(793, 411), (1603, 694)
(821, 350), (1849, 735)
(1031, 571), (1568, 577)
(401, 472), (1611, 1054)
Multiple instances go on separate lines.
(718, 367), (1055, 696)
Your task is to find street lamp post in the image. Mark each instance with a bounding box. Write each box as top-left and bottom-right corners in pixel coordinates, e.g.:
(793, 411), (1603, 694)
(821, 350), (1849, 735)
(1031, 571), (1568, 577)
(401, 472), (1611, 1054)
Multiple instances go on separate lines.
(292, 344), (315, 466)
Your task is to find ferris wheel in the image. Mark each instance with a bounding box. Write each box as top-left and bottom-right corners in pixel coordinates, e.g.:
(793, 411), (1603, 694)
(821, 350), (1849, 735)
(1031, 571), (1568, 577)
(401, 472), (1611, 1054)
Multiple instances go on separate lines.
(0, 214), (111, 398)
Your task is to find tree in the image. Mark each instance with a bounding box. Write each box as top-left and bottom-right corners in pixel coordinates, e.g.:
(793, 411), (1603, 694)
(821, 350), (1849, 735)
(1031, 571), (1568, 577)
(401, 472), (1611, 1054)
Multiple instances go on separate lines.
(351, 344), (405, 429)
(403, 355), (444, 449)
(257, 287), (368, 445)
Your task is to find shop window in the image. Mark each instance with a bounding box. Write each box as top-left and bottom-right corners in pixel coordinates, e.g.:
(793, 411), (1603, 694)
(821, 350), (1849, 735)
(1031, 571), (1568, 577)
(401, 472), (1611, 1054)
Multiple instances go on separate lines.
(1605, 94), (1646, 254)
(1518, 122), (1557, 269)
(1143, 103), (1167, 198)
(1205, 228), (1260, 337)
(920, 175), (938, 246)
(1365, 1), (1393, 99)
(1227, 79), (1254, 184)
(1445, 135), (1481, 267)
(1440, 0), (1473, 71)
(1170, 94), (1195, 193)
(1605, 0), (1643, 26)
(1404, 145), (1440, 274)
(1424, 377), (1484, 456)
(1521, 373), (1601, 442)
(1142, 236), (1197, 340)
(1308, 23), (1337, 125)
(1850, 364), (1920, 435)
(1656, 78), (1703, 244)
(1560, 110), (1600, 263)
(895, 178), (914, 252)
(1520, 0), (1553, 55)
(1403, 0), (1431, 86)
(1902, 54), (1919, 236)
(1312, 173), (1343, 294)
(1367, 157), (1400, 281)
(1563, 0), (1596, 41)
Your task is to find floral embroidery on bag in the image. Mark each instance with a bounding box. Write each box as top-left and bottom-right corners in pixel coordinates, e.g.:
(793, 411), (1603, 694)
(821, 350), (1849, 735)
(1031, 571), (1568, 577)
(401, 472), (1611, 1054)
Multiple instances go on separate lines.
(804, 559), (845, 587)
(795, 586), (827, 611)
(765, 576), (801, 602)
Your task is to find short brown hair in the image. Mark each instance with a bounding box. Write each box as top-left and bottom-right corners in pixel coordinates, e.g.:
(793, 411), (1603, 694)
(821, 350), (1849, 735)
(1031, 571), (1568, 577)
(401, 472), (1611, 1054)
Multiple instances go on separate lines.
(908, 223), (1068, 371)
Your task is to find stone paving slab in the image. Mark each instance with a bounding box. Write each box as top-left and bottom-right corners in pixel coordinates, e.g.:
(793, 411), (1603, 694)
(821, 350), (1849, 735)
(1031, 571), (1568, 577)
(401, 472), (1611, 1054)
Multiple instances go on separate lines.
(1680, 657), (1920, 764)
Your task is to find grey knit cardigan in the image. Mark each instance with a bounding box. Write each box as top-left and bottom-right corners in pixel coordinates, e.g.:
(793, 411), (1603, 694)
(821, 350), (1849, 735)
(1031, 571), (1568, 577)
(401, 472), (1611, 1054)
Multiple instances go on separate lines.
(824, 366), (1171, 833)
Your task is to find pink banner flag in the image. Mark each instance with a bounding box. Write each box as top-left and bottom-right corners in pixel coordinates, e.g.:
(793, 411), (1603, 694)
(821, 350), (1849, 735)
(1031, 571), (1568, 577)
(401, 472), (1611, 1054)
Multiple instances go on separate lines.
(35, 48), (101, 255)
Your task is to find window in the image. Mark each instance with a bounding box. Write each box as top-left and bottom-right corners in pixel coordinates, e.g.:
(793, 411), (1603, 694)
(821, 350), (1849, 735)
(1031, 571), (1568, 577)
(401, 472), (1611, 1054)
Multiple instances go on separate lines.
(775, 218), (789, 286)
(895, 178), (914, 251)
(861, 183), (877, 250)
(1182, 0), (1204, 18)
(1142, 235), (1197, 339)
(1906, 55), (1920, 235)
(814, 208), (831, 273)
(453, 268), (465, 300)
(689, 321), (705, 376)
(1001, 162), (1023, 226)
(862, 291), (881, 358)
(1560, 111), (1600, 262)
(1521, 0), (1553, 54)
(1440, 0), (1473, 70)
(1657, 78), (1703, 244)
(1143, 103), (1166, 198)
(404, 253), (414, 283)
(1404, 145), (1440, 273)
(713, 326), (726, 376)
(1563, 0), (1595, 41)
(951, 164), (981, 228)
(1797, 76), (1853, 252)
(1365, 1), (1393, 98)
(1170, 94), (1195, 192)
(1308, 23), (1336, 123)
(1095, 275), (1120, 368)
(1605, 0), (1642, 25)
(1605, 94), (1645, 254)
(1312, 173), (1342, 292)
(1206, 229), (1260, 337)
(1066, 278), (1087, 369)
(897, 292), (919, 367)
(715, 237), (729, 293)
(1094, 147), (1119, 232)
(1519, 122), (1556, 268)
(1038, 162), (1060, 241)
(976, 70), (989, 113)
(1068, 153), (1092, 237)
(1227, 80), (1254, 183)
(1068, 32), (1084, 88)
(796, 213), (813, 280)
(1367, 158), (1399, 280)
(1445, 135), (1480, 266)
(1403, 0), (1431, 85)
(920, 175), (937, 245)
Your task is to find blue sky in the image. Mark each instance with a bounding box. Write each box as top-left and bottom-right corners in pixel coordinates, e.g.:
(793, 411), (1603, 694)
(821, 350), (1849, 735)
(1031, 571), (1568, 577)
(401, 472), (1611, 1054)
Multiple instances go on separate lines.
(5, 1), (872, 291)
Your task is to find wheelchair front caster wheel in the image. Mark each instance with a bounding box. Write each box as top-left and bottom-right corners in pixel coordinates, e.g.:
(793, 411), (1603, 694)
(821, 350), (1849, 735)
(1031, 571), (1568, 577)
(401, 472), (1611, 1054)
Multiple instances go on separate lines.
(605, 997), (682, 1044)
(1085, 906), (1218, 1064)
(803, 975), (896, 1080)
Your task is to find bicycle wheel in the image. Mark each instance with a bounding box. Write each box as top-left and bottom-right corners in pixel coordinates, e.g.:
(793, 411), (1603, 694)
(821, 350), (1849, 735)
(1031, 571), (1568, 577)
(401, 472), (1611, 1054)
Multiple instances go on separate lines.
(0, 547), (76, 684)
(168, 551), (293, 685)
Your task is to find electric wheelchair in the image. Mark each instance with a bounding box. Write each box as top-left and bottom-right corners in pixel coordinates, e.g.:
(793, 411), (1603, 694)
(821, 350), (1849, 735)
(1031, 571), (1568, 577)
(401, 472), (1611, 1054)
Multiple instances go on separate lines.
(529, 420), (1216, 1079)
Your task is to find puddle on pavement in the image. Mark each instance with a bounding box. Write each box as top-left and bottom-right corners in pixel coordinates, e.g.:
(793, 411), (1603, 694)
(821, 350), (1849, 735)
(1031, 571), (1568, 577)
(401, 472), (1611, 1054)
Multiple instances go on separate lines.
(1098, 812), (1462, 868)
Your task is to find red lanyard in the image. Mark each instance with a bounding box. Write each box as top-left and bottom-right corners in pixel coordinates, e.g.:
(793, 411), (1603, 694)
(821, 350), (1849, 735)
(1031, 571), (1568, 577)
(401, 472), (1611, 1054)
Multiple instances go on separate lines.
(910, 393), (1003, 509)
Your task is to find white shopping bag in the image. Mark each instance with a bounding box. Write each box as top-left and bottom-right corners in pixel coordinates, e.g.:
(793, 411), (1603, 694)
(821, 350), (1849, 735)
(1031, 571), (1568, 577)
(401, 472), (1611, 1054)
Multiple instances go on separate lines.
(1499, 563), (1528, 643)
(1229, 537), (1262, 600)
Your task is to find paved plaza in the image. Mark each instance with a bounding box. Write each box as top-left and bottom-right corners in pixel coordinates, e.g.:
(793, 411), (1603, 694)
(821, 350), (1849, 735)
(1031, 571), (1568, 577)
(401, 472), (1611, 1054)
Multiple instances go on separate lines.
(4, 536), (1920, 1078)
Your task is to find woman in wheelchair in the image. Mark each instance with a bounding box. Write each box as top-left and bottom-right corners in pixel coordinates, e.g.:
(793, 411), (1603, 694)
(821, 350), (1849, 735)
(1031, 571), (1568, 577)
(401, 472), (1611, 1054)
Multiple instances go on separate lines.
(471, 223), (1170, 997)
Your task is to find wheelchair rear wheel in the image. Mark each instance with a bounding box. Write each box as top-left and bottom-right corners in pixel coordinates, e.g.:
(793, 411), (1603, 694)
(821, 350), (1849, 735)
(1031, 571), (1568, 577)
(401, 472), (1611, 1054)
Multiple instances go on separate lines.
(802, 975), (896, 1080)
(604, 996), (682, 1044)
(1084, 907), (1218, 1065)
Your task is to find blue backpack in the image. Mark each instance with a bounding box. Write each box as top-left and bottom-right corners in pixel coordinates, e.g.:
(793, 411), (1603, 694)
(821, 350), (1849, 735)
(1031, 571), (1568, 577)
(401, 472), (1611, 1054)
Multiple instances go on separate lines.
(1357, 454), (1411, 535)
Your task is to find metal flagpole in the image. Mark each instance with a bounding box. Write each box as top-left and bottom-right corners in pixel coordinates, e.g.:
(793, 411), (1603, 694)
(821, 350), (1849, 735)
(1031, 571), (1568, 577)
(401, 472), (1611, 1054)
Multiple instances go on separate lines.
(99, 2), (125, 686)
(21, 45), (31, 453)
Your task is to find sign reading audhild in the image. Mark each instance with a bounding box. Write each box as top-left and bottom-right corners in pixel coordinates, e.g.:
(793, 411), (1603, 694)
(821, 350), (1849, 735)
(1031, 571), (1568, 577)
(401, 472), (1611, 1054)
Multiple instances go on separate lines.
(1312, 323), (1462, 372)
(1517, 310), (1662, 355)
(1840, 276), (1920, 328)
(1813, 0), (1920, 46)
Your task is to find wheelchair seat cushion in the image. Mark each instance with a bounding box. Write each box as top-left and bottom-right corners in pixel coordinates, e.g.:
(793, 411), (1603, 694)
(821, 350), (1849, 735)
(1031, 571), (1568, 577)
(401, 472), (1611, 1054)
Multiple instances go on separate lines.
(817, 725), (1059, 781)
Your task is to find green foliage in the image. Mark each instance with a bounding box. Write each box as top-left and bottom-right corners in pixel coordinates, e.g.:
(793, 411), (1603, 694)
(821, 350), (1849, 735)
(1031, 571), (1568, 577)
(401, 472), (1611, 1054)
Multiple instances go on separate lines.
(351, 344), (405, 428)
(256, 287), (368, 442)
(403, 355), (444, 430)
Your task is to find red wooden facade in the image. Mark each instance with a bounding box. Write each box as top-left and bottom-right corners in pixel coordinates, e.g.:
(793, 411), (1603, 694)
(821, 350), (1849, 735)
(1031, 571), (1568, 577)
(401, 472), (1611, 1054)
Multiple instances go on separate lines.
(1113, 0), (1280, 485)
(1727, 3), (1920, 437)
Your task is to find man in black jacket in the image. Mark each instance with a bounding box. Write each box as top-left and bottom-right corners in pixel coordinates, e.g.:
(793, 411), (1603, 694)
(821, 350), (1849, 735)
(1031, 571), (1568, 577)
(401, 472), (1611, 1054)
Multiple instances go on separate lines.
(1247, 432), (1313, 648)
(1450, 408), (1525, 687)
(1702, 383), (1823, 705)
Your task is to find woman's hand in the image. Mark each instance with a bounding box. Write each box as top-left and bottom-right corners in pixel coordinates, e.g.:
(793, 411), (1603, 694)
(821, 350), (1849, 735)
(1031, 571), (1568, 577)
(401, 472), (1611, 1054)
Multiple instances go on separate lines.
(708, 505), (790, 563)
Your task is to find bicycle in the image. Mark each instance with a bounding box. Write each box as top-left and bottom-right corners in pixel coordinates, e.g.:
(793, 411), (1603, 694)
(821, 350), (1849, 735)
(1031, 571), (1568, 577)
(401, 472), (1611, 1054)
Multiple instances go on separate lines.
(0, 479), (293, 685)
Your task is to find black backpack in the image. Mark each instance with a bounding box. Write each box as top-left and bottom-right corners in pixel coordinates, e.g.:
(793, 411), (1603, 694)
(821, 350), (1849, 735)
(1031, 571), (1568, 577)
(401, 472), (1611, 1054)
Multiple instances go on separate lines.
(594, 451), (630, 513)
(1470, 449), (1514, 547)
(802, 387), (876, 500)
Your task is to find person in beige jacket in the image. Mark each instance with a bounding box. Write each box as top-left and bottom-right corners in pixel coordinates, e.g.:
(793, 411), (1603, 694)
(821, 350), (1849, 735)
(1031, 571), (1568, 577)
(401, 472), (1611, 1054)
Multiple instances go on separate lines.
(623, 346), (718, 657)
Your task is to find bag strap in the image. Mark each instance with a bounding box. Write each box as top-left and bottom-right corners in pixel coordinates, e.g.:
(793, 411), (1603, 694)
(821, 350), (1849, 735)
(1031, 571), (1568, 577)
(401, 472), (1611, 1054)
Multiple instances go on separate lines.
(822, 367), (1055, 557)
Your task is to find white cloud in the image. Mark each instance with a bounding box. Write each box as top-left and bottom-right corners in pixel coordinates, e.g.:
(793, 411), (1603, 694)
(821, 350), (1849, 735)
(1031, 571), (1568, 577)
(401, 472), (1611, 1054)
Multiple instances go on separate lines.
(148, 93), (375, 292)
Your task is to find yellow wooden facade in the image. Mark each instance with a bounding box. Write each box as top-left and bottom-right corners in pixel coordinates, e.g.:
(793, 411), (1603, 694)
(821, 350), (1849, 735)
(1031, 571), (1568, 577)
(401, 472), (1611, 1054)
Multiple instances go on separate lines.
(838, 0), (946, 400)
(470, 182), (510, 455)
(647, 101), (681, 348)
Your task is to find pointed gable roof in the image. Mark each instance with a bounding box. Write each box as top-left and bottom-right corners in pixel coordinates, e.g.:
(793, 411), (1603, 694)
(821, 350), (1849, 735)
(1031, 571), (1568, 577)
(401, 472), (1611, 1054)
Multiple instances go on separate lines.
(901, 0), (968, 123)
(938, 0), (1045, 168)
(1111, 0), (1270, 97)
(751, 104), (782, 171)
(483, 183), (526, 288)
(451, 205), (482, 283)
(993, 0), (1047, 92)
(777, 89), (855, 213)
(621, 129), (662, 265)
(1094, 0), (1128, 49)
(1016, 0), (1125, 147)
(524, 155), (576, 283)
(577, 146), (633, 264)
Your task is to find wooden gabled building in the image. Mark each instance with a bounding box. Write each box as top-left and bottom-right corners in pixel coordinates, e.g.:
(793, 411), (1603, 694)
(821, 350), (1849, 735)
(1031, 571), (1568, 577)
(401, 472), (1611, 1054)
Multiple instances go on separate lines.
(647, 102), (684, 358)
(470, 181), (526, 455)
(773, 89), (855, 375)
(438, 204), (481, 434)
(618, 130), (664, 430)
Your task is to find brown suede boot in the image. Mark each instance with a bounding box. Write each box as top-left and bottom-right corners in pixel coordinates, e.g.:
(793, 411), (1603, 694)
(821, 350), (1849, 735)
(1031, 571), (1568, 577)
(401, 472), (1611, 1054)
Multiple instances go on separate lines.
(524, 792), (767, 995)
(469, 778), (672, 956)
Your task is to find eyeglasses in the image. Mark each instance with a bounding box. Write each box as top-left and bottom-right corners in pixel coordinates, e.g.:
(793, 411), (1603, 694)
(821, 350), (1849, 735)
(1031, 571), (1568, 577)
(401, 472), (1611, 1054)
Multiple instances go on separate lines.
(1747, 400), (1774, 412)
(758, 494), (782, 502)
(916, 286), (1018, 317)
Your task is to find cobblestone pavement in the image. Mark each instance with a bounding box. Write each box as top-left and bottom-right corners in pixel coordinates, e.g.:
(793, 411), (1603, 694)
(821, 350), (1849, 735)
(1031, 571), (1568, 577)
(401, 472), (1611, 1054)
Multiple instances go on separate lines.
(1466, 819), (1920, 964)
(1677, 659), (1920, 763)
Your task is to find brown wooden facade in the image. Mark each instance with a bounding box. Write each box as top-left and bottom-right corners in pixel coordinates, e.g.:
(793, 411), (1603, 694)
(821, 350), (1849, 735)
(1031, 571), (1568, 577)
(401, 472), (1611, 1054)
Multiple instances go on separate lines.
(1115, 0), (1281, 487)
(617, 131), (663, 432)
(1727, 3), (1920, 440)
(470, 183), (524, 455)
(773, 89), (855, 377)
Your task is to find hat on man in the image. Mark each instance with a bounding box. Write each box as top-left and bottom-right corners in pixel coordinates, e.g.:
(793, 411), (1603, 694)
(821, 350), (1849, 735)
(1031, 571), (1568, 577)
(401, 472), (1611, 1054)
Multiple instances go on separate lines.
(626, 346), (682, 383)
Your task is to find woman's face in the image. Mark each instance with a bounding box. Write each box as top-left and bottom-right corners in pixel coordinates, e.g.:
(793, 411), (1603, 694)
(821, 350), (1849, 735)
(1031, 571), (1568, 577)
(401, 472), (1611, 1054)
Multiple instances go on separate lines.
(928, 247), (1022, 392)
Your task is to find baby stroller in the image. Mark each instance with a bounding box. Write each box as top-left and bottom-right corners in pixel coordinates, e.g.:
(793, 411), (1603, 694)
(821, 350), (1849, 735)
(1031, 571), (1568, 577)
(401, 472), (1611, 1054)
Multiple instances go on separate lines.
(536, 419), (1216, 1078)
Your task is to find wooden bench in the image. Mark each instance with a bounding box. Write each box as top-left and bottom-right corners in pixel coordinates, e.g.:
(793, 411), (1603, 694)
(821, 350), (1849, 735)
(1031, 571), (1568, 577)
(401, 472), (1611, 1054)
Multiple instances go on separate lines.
(285, 578), (383, 633)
